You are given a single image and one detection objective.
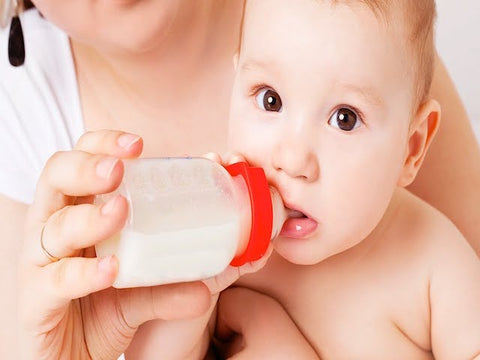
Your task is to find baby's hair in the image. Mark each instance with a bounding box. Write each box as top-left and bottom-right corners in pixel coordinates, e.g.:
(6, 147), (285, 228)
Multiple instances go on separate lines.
(332, 0), (437, 108)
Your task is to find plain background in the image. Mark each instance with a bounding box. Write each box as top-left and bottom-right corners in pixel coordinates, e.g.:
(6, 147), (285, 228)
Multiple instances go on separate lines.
(436, 0), (479, 140)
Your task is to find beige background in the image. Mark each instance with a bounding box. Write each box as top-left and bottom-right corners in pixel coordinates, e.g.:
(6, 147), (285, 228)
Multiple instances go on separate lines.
(436, 0), (480, 140)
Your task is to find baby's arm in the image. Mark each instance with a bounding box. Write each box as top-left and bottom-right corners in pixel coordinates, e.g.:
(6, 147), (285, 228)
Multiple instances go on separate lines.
(429, 223), (480, 359)
(214, 287), (320, 359)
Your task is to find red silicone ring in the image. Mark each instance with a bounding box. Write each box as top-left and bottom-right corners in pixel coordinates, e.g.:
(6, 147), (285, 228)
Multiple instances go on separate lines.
(225, 162), (273, 266)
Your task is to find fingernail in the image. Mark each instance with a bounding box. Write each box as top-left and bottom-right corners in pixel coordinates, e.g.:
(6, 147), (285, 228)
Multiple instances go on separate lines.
(96, 157), (118, 179)
(98, 255), (114, 272)
(101, 196), (118, 215)
(117, 133), (140, 149)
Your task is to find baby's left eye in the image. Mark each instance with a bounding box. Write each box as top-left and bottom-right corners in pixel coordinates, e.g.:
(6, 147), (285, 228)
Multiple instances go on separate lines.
(328, 108), (362, 131)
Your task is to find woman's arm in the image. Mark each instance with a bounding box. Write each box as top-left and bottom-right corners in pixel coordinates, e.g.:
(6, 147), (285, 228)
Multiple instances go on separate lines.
(408, 54), (480, 255)
(0, 195), (28, 359)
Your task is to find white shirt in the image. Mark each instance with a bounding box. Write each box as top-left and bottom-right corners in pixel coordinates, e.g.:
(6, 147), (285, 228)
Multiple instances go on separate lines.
(0, 14), (131, 358)
(0, 9), (84, 204)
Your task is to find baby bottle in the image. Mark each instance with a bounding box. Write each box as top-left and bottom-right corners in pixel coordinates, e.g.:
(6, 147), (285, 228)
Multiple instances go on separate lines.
(95, 157), (286, 288)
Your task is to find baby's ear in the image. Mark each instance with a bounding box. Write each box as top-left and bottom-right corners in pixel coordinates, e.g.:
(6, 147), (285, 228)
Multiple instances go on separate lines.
(397, 99), (441, 187)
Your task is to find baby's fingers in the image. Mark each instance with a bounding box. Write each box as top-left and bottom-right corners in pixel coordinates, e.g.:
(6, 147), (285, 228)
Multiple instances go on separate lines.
(202, 152), (223, 164)
(202, 152), (247, 167)
(203, 244), (273, 294)
(227, 153), (247, 165)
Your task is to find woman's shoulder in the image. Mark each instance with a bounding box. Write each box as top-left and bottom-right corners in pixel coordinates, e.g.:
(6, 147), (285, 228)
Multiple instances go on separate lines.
(0, 9), (84, 203)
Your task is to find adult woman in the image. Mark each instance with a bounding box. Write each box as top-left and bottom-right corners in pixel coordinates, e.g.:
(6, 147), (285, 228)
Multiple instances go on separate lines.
(1, 1), (245, 358)
(1, 0), (479, 358)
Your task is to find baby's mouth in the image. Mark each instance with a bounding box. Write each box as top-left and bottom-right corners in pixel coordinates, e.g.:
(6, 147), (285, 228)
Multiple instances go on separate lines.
(280, 205), (318, 239)
(287, 208), (307, 219)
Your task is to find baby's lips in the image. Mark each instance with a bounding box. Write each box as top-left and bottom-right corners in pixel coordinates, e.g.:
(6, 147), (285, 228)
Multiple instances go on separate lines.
(280, 217), (318, 239)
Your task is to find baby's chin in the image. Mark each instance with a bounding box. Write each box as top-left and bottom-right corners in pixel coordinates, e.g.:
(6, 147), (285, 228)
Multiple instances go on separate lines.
(273, 234), (364, 265)
(273, 236), (333, 265)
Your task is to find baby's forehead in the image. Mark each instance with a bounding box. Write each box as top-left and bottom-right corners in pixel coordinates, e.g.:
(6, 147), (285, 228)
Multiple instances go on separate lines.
(241, 0), (410, 75)
(242, 0), (435, 106)
(239, 0), (416, 109)
(242, 0), (406, 53)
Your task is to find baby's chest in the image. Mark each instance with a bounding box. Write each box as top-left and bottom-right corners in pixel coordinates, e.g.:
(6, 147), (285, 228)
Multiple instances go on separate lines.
(236, 254), (433, 359)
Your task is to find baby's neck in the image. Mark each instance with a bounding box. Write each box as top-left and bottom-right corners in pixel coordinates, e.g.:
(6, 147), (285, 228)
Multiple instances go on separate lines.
(342, 188), (406, 261)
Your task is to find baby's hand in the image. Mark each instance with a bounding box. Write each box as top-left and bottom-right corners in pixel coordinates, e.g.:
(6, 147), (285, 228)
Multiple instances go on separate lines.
(203, 151), (247, 165)
(214, 287), (321, 359)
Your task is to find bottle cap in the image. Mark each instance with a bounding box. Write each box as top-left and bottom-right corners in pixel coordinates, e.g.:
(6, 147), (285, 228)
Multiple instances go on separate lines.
(225, 162), (273, 267)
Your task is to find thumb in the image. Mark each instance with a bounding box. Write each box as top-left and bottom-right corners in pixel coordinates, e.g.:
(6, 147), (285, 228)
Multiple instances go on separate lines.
(119, 281), (211, 328)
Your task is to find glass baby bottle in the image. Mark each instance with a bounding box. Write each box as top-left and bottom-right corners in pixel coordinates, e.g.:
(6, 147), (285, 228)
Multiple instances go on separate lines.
(95, 157), (286, 288)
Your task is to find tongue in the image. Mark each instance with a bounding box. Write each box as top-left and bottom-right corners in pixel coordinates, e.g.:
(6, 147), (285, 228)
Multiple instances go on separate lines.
(280, 217), (318, 238)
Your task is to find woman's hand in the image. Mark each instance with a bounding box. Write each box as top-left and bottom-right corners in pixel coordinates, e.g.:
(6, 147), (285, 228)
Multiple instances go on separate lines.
(214, 287), (320, 359)
(18, 130), (211, 360)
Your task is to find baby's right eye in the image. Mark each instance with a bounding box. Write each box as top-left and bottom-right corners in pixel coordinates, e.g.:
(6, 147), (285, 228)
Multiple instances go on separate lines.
(255, 88), (283, 112)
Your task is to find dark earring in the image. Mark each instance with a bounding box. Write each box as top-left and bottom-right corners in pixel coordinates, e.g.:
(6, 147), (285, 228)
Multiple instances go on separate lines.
(8, 15), (25, 67)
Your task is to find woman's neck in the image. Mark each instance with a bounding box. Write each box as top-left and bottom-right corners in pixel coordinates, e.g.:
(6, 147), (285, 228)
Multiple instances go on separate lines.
(72, 0), (244, 156)
(73, 0), (242, 113)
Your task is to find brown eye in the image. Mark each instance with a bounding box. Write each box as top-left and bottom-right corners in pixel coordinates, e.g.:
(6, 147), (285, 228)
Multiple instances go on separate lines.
(329, 107), (361, 131)
(256, 88), (283, 112)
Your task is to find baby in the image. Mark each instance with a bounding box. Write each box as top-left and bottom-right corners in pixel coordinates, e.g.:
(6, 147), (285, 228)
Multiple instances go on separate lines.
(217, 0), (480, 358)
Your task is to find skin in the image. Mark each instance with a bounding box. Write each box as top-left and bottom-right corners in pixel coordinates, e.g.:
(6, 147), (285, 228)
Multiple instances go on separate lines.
(214, 287), (319, 359)
(0, 0), (478, 358)
(17, 131), (214, 359)
(9, 0), (245, 358)
(221, 0), (480, 358)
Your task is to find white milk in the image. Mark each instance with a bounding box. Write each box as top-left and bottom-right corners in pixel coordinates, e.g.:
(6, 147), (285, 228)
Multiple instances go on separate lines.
(96, 218), (241, 288)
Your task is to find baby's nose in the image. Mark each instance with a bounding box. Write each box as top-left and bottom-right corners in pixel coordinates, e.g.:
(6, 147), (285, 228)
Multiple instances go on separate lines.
(272, 140), (319, 182)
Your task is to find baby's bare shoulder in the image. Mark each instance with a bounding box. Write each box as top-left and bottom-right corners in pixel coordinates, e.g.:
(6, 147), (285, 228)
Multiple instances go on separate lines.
(392, 190), (480, 358)
(385, 188), (470, 261)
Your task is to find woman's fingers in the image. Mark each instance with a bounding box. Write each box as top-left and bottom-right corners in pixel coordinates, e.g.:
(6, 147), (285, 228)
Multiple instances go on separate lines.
(29, 195), (128, 266)
(118, 282), (212, 328)
(74, 130), (143, 157)
(30, 151), (124, 223)
(30, 130), (142, 223)
(47, 255), (118, 303)
(20, 255), (118, 330)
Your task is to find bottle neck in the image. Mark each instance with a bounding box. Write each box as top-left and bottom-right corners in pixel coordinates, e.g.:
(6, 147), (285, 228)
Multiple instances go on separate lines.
(231, 182), (285, 258)
(226, 163), (286, 266)
(269, 186), (286, 240)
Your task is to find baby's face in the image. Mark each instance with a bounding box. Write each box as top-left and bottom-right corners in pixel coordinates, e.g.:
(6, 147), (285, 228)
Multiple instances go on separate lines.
(228, 0), (416, 264)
